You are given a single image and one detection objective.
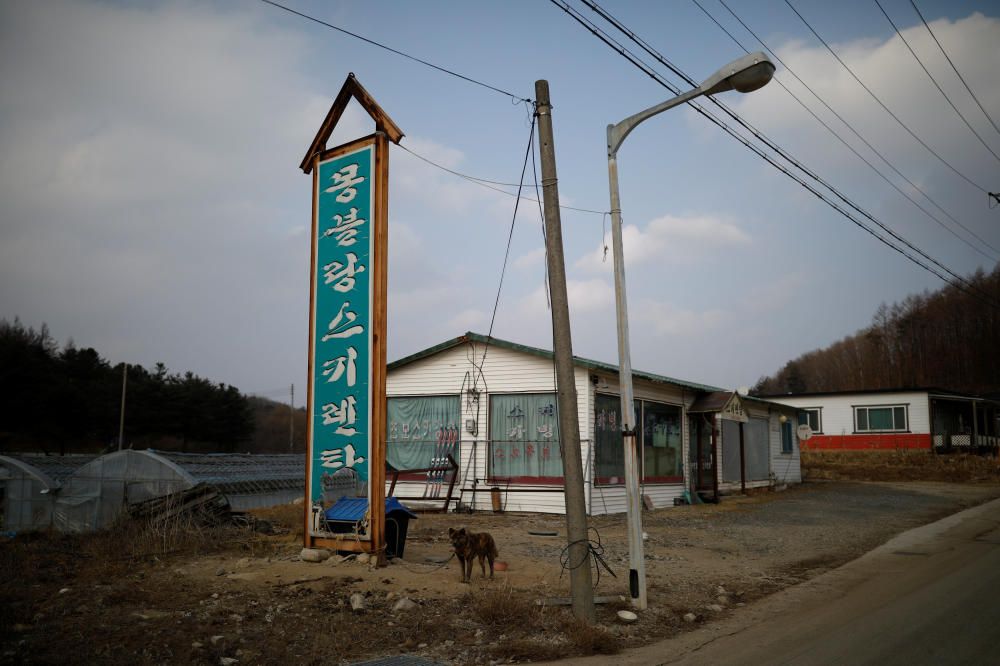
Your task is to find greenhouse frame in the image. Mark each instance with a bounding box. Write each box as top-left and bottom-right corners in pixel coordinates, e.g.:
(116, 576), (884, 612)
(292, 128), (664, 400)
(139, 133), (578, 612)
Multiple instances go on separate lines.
(1, 450), (303, 533)
(0, 453), (96, 532)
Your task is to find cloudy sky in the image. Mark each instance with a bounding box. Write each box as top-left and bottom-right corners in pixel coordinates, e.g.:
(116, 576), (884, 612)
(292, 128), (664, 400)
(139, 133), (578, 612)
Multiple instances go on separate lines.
(1, 0), (998, 399)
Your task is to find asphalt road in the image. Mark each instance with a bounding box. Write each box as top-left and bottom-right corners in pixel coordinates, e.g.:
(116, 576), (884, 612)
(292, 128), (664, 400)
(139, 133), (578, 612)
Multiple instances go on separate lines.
(551, 495), (1000, 666)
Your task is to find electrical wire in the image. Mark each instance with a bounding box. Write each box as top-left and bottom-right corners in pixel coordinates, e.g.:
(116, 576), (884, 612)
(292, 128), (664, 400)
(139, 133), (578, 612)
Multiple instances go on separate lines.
(874, 0), (1000, 164)
(395, 142), (607, 216)
(551, 0), (1000, 311)
(479, 114), (538, 375)
(258, 0), (531, 105)
(704, 0), (1000, 261)
(558, 526), (617, 588)
(576, 0), (1000, 307)
(784, 0), (990, 194)
(530, 118), (552, 310)
(910, 0), (1000, 140)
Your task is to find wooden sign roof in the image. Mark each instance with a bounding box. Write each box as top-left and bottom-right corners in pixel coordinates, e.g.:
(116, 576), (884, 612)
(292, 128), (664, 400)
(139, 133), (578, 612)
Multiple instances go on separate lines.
(300, 73), (404, 173)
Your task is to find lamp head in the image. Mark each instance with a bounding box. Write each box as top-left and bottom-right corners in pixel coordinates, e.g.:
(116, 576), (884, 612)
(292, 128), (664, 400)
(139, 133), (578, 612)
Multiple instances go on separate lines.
(699, 51), (775, 96)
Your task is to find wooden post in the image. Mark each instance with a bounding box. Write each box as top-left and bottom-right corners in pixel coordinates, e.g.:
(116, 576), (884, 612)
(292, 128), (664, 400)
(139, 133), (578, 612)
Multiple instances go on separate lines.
(739, 422), (746, 495)
(535, 79), (596, 623)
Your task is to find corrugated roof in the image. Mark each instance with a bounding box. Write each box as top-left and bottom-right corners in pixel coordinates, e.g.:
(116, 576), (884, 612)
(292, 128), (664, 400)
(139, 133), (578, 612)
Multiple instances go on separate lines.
(324, 497), (417, 522)
(150, 451), (304, 494)
(5, 453), (97, 484)
(688, 391), (735, 413)
(388, 332), (723, 394)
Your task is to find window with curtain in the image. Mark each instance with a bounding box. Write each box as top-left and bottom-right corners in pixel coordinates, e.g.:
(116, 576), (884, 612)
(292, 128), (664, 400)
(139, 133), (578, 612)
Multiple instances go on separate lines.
(489, 393), (563, 483)
(595, 395), (682, 484)
(641, 400), (683, 481)
(386, 396), (461, 472)
(594, 393), (626, 484)
(855, 405), (908, 432)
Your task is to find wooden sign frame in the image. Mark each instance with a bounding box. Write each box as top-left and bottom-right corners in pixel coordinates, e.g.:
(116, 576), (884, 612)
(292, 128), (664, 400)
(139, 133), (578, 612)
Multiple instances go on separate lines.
(302, 74), (402, 564)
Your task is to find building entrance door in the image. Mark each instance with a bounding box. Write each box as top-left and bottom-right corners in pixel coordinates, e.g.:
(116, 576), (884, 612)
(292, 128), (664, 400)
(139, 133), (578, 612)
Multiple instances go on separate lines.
(689, 415), (717, 501)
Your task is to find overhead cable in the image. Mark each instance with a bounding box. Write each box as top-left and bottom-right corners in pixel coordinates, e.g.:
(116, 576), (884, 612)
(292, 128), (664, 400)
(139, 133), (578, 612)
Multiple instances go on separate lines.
(580, 0), (997, 304)
(784, 0), (990, 194)
(552, 0), (1000, 310)
(873, 0), (1000, 164)
(480, 114), (538, 373)
(258, 0), (531, 104)
(910, 0), (1000, 139)
(395, 142), (606, 215)
(693, 0), (998, 260)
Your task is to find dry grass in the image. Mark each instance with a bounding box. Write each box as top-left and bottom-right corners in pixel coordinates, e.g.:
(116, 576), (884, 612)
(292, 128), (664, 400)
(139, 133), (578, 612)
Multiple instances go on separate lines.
(471, 583), (543, 629)
(560, 615), (623, 655)
(251, 501), (305, 540)
(469, 584), (623, 662)
(802, 449), (1000, 483)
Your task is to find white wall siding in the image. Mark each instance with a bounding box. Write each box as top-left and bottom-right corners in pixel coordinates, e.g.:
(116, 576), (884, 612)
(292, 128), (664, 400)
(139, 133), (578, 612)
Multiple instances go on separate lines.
(387, 340), (593, 515)
(770, 392), (931, 436)
(715, 402), (801, 492)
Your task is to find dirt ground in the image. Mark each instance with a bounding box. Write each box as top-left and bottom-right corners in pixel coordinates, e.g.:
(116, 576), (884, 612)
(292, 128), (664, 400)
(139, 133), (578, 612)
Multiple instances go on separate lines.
(3, 480), (999, 666)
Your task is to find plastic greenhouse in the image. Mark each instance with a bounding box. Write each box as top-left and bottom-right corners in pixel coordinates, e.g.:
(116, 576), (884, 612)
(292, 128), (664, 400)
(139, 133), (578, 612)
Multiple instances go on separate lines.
(0, 454), (96, 532)
(52, 450), (304, 532)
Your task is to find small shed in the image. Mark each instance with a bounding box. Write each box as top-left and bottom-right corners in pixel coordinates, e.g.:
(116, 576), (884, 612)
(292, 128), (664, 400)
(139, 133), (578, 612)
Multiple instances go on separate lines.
(54, 450), (304, 532)
(0, 454), (95, 532)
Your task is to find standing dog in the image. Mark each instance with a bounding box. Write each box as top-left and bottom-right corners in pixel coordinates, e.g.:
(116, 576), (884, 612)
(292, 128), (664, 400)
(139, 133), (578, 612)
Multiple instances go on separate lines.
(448, 527), (499, 583)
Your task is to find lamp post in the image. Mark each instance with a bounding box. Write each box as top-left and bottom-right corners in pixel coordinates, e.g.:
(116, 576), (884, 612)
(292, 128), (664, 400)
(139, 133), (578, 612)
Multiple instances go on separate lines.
(607, 52), (775, 610)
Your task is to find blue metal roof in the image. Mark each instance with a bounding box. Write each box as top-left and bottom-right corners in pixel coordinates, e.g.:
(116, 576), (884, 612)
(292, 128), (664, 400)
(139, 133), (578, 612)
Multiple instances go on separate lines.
(324, 496), (417, 522)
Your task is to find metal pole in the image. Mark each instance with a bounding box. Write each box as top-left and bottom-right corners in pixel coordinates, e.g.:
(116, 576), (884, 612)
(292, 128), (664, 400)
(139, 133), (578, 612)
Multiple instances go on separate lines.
(118, 363), (127, 451)
(607, 139), (648, 610)
(290, 383), (295, 453)
(535, 79), (596, 623)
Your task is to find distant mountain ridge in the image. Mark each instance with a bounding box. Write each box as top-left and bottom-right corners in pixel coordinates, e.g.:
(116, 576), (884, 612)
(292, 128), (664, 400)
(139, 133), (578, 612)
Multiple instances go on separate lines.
(754, 264), (1000, 396)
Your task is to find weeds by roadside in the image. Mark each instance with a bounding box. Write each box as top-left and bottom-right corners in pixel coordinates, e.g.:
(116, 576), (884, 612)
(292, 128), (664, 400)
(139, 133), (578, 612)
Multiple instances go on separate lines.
(802, 450), (1000, 483)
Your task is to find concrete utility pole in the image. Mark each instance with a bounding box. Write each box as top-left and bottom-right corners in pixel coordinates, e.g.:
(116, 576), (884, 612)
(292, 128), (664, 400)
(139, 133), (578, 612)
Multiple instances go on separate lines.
(535, 79), (596, 624)
(118, 363), (127, 451)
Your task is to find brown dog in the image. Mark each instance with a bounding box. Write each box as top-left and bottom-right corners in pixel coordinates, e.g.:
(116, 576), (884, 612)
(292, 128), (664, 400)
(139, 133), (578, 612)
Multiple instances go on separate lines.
(448, 527), (499, 583)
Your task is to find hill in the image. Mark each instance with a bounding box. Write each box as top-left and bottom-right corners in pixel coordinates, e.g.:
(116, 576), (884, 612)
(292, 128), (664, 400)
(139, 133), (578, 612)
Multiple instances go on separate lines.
(754, 265), (1000, 396)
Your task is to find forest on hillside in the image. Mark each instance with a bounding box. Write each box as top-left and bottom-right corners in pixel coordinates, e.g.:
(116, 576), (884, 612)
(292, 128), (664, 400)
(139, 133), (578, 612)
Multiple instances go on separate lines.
(754, 265), (1000, 397)
(0, 318), (298, 454)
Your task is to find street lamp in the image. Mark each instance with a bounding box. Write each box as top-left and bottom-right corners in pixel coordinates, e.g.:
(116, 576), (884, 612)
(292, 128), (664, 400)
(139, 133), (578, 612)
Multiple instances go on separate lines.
(606, 52), (775, 610)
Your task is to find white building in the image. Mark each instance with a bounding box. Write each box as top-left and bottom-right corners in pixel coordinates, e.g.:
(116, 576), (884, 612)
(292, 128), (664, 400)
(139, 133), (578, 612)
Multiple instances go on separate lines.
(763, 388), (1000, 451)
(385, 332), (801, 515)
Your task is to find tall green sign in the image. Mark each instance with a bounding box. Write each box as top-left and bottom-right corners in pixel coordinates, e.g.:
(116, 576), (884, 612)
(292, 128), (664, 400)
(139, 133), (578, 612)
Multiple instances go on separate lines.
(301, 74), (403, 559)
(311, 144), (374, 499)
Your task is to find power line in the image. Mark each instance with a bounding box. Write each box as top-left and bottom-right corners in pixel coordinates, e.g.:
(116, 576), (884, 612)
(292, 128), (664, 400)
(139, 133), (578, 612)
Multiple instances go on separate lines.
(481, 114), (538, 371)
(580, 0), (996, 301)
(784, 0), (990, 195)
(910, 0), (1000, 139)
(552, 0), (1000, 310)
(693, 0), (998, 261)
(258, 0), (531, 104)
(873, 0), (1000, 164)
(587, 0), (1000, 307)
(395, 142), (607, 215)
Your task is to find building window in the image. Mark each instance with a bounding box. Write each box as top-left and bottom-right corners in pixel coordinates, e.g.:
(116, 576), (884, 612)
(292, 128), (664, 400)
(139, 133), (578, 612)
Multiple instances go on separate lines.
(855, 405), (908, 432)
(489, 393), (563, 483)
(798, 408), (822, 434)
(387, 396), (461, 472)
(642, 400), (683, 482)
(594, 394), (682, 484)
(594, 393), (626, 484)
(781, 420), (794, 454)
